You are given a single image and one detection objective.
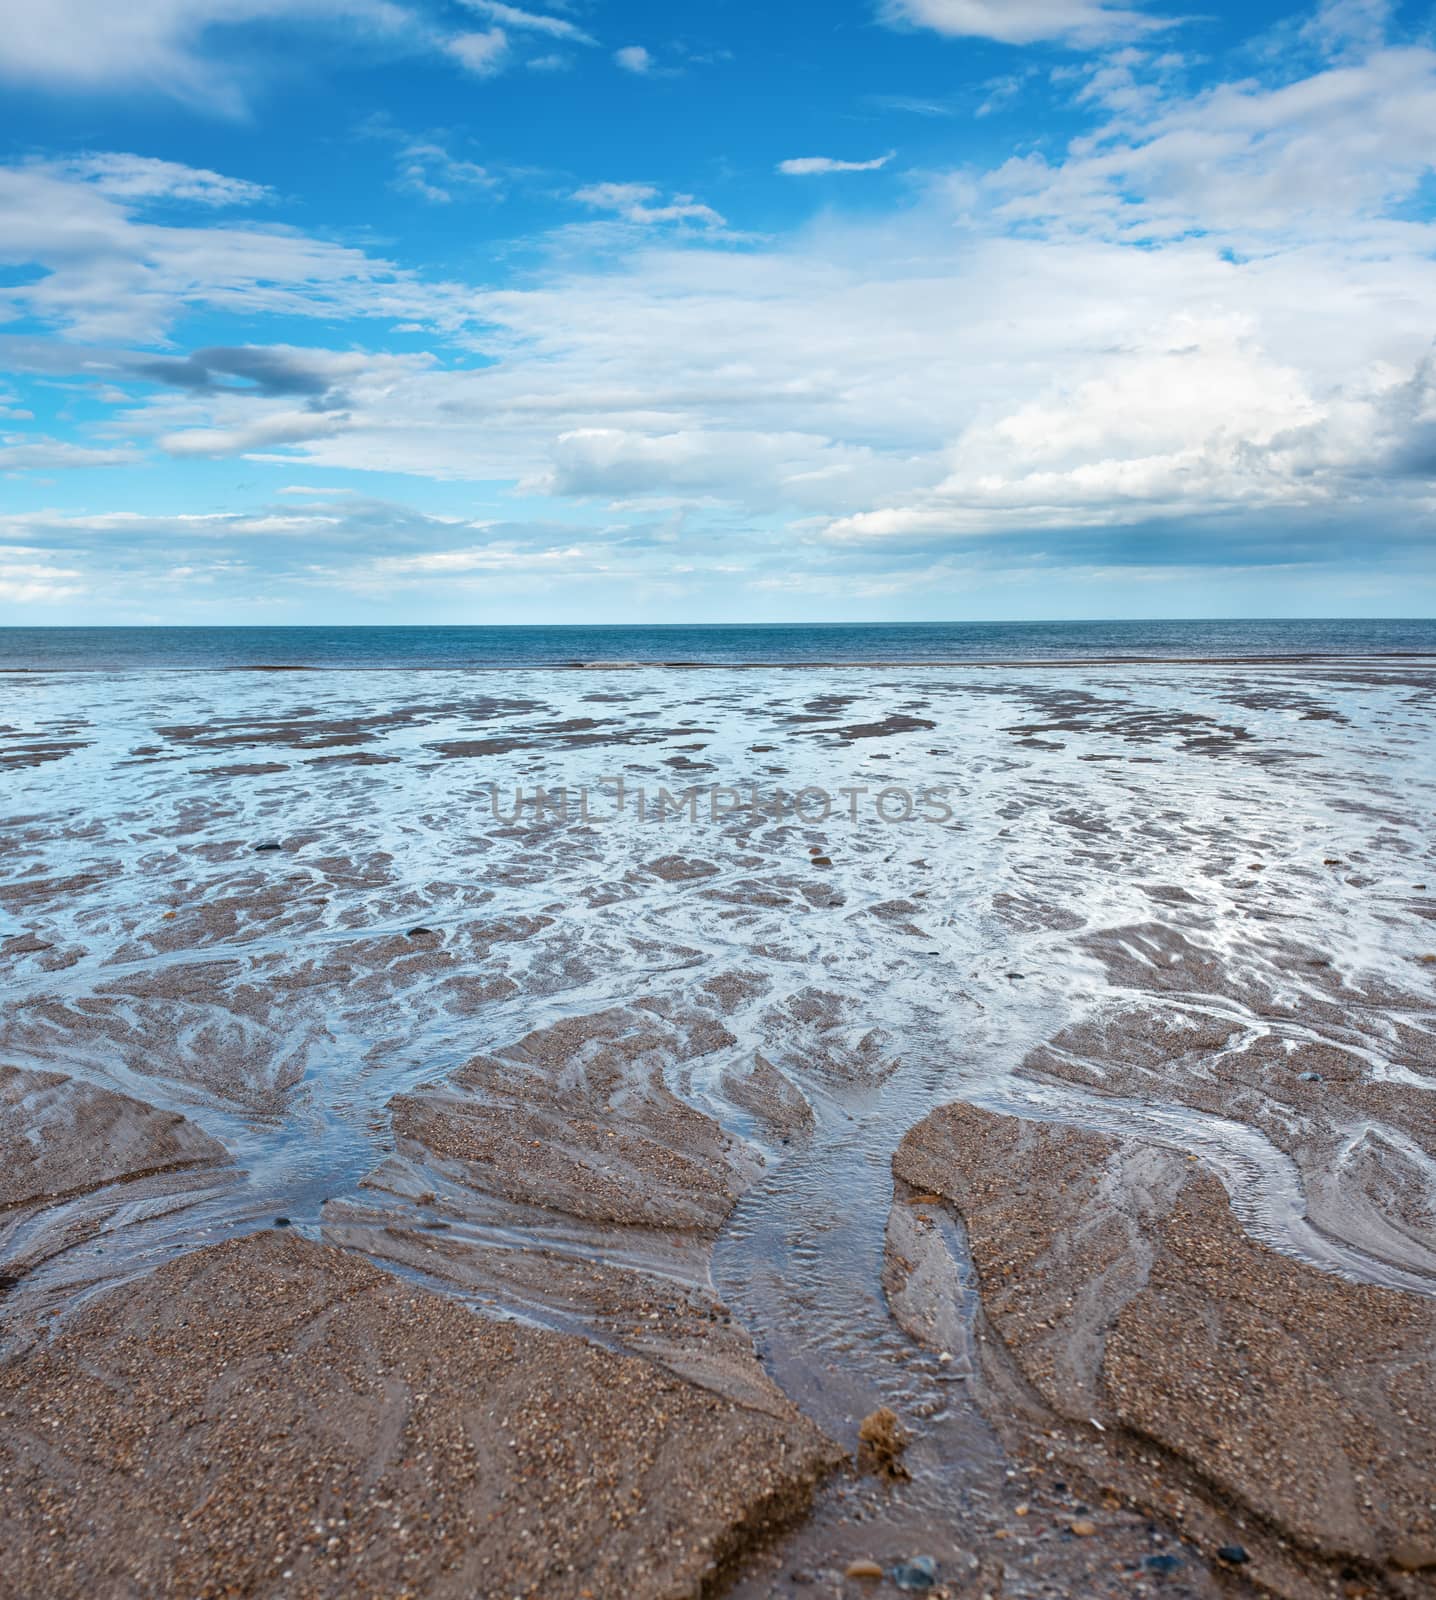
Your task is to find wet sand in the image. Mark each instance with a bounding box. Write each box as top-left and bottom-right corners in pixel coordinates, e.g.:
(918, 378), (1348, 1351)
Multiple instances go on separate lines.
(1, 660), (1433, 1598)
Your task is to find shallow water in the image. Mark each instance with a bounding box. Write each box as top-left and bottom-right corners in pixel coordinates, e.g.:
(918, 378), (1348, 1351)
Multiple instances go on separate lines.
(2, 661), (1434, 1587)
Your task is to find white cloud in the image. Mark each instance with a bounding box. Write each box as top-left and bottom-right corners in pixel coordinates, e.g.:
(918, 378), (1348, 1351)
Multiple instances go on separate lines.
(778, 152), (895, 176)
(370, 543), (589, 574)
(614, 44), (654, 74)
(984, 47), (1436, 238)
(158, 409), (352, 458)
(0, 160), (470, 342)
(45, 153), (272, 207)
(572, 182), (725, 227)
(0, 547), (86, 602)
(1301, 0), (1393, 61)
(881, 0), (1170, 47)
(393, 138), (498, 204)
(0, 436), (138, 470)
(5, 20), (1436, 607)
(0, 0), (412, 111)
(446, 27), (510, 75)
(460, 1), (594, 44)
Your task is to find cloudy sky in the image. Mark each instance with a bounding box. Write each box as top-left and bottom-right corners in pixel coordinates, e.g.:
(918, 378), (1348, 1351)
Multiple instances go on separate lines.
(1, 0), (1434, 623)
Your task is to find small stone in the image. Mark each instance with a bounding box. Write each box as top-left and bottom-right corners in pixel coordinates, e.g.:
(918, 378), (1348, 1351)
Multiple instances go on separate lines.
(274, 1217), (292, 1229)
(811, 856), (833, 869)
(1069, 1520), (1097, 1538)
(892, 1556), (938, 1592)
(253, 841), (282, 853)
(1217, 1544), (1249, 1565)
(1391, 1541), (1436, 1572)
(406, 926), (436, 938)
(1145, 1554), (1183, 1575)
(845, 1560), (883, 1580)
(1299, 1071), (1323, 1082)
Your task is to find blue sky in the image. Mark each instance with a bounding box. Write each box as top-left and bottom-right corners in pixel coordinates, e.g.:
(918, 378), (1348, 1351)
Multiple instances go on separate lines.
(1, 0), (1434, 624)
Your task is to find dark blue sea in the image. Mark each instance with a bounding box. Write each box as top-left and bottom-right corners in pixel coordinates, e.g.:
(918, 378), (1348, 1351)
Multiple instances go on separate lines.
(1, 619), (1434, 672)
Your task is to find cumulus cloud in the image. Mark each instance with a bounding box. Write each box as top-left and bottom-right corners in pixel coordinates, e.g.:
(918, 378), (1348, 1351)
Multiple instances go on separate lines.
(880, 0), (1170, 47)
(614, 44), (654, 74)
(778, 152), (895, 176)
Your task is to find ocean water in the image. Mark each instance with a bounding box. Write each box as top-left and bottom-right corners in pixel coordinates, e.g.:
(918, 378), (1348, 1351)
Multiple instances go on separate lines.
(2, 617), (1435, 671)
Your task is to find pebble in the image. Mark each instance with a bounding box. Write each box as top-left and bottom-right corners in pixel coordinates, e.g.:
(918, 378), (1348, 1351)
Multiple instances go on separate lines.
(1391, 1541), (1436, 1572)
(1217, 1544), (1249, 1565)
(1299, 1072), (1323, 1083)
(274, 1218), (292, 1229)
(891, 1555), (938, 1592)
(1145, 1553), (1183, 1575)
(1069, 1520), (1097, 1538)
(406, 927), (435, 938)
(845, 1560), (884, 1580)
(253, 842), (282, 853)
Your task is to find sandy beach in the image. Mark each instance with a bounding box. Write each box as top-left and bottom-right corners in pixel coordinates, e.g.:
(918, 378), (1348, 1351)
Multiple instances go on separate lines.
(1, 660), (1434, 1599)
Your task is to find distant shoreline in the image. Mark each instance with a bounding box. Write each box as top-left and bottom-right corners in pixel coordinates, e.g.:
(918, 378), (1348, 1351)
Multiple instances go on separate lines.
(4, 619), (1436, 672)
(4, 651), (1436, 673)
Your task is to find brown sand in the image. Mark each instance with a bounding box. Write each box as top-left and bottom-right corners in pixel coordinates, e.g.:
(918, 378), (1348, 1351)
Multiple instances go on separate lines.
(0, 1231), (837, 1600)
(892, 1102), (1436, 1598)
(0, 1064), (228, 1209)
(336, 1005), (814, 1416)
(388, 1006), (753, 1233)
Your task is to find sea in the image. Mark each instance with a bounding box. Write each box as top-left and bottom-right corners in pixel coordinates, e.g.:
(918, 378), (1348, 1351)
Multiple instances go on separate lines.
(1, 618), (1435, 672)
